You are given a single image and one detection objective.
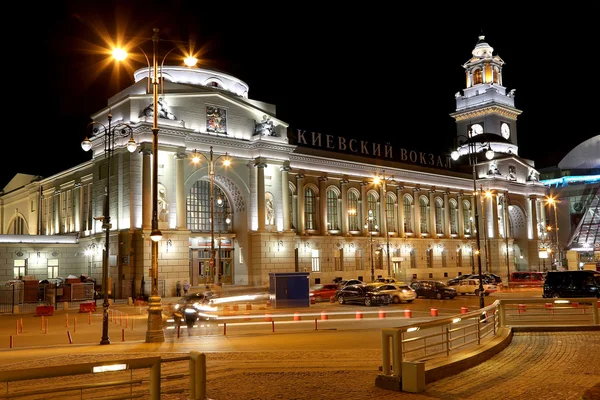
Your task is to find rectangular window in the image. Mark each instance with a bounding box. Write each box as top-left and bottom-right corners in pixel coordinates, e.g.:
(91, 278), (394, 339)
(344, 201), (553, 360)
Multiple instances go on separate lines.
(47, 259), (59, 279)
(435, 202), (443, 235)
(426, 248), (433, 268)
(355, 249), (363, 270)
(456, 249), (462, 268)
(410, 250), (417, 268)
(14, 259), (26, 279)
(311, 249), (320, 272)
(334, 249), (343, 271)
(441, 251), (447, 268)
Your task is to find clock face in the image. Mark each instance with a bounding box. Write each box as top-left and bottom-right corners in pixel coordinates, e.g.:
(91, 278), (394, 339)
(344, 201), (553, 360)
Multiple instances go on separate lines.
(470, 124), (483, 136)
(501, 123), (511, 139)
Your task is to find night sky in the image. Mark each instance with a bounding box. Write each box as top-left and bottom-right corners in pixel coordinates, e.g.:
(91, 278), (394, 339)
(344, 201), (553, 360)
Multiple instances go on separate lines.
(3, 3), (598, 189)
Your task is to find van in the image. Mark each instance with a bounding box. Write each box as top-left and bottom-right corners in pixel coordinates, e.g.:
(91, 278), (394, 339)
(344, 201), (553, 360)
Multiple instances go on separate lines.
(542, 270), (600, 298)
(509, 271), (545, 287)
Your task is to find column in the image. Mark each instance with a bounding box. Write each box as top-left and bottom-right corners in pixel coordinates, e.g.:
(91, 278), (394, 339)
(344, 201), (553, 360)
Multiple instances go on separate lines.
(296, 174), (305, 234)
(397, 187), (405, 237)
(380, 183), (387, 236)
(530, 197), (539, 240)
(340, 179), (349, 235)
(319, 176), (328, 235)
(361, 181), (368, 235)
(414, 189), (421, 236)
(281, 163), (291, 231)
(428, 189), (436, 235)
(457, 192), (465, 238)
(255, 157), (267, 232)
(491, 193), (500, 238)
(443, 191), (451, 238)
(175, 152), (186, 230)
(142, 147), (152, 230)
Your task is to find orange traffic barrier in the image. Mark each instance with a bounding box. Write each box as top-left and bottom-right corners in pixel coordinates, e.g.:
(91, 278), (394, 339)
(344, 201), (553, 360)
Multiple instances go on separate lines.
(320, 311), (328, 320)
(378, 309), (386, 319)
(265, 313), (272, 322)
(430, 308), (438, 317)
(294, 312), (301, 321)
(404, 309), (412, 318)
(355, 311), (363, 320)
(461, 306), (469, 314)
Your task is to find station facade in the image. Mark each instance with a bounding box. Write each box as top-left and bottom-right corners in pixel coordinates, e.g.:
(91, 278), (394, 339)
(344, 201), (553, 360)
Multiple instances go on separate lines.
(0, 36), (552, 297)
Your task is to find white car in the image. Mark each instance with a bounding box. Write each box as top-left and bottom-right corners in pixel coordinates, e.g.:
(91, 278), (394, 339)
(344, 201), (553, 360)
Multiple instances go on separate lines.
(454, 279), (498, 296)
(370, 283), (416, 304)
(371, 277), (405, 285)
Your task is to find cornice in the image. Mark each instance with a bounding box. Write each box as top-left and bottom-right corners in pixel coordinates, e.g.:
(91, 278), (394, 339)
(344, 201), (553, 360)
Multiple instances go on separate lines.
(452, 105), (522, 120)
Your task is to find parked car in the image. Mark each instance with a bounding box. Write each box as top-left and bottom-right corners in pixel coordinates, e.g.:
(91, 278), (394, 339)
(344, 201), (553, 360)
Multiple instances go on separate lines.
(542, 270), (600, 298)
(453, 279), (498, 296)
(447, 274), (473, 286)
(409, 280), (457, 300)
(370, 283), (416, 304)
(336, 284), (392, 306)
(448, 273), (502, 286)
(309, 283), (339, 302)
(336, 279), (364, 289)
(509, 271), (545, 287)
(371, 277), (404, 285)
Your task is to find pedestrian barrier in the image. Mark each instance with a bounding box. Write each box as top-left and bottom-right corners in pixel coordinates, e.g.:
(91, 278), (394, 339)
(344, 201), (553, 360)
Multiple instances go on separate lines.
(35, 305), (54, 316)
(79, 301), (96, 313)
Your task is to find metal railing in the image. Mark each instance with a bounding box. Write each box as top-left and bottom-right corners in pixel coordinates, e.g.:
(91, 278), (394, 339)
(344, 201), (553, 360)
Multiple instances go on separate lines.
(0, 352), (208, 400)
(379, 298), (599, 388)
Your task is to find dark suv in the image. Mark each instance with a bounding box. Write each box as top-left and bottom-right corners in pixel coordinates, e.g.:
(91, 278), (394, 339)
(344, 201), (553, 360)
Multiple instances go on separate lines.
(410, 280), (457, 300)
(542, 270), (600, 298)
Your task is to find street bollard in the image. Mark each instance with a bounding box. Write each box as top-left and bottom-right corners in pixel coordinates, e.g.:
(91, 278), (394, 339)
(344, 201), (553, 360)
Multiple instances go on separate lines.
(461, 306), (469, 314)
(294, 312), (301, 321)
(265, 313), (272, 322)
(320, 311), (328, 320)
(404, 309), (412, 318)
(430, 308), (438, 317)
(67, 331), (73, 344)
(356, 311), (363, 320)
(378, 309), (386, 319)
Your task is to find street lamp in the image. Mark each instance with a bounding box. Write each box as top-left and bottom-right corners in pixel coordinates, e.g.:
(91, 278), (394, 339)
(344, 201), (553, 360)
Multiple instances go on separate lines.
(373, 172), (395, 277)
(191, 146), (231, 285)
(451, 130), (494, 309)
(111, 28), (199, 343)
(82, 114), (137, 345)
(364, 209), (379, 282)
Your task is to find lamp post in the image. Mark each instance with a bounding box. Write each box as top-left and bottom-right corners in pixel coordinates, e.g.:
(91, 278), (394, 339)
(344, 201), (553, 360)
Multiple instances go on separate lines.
(191, 147), (231, 285)
(364, 210), (379, 282)
(82, 114), (137, 345)
(111, 28), (199, 343)
(373, 172), (395, 277)
(451, 130), (494, 309)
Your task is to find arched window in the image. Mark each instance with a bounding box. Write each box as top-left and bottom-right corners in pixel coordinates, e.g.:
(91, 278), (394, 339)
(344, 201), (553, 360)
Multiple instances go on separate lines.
(435, 197), (444, 235)
(347, 190), (359, 231)
(462, 199), (472, 236)
(186, 181), (232, 232)
(493, 66), (500, 84)
(403, 195), (413, 233)
(9, 216), (27, 235)
(305, 187), (317, 230)
(326, 188), (339, 231)
(419, 196), (429, 234)
(367, 191), (378, 222)
(473, 69), (483, 85)
(386, 193), (396, 234)
(449, 199), (458, 235)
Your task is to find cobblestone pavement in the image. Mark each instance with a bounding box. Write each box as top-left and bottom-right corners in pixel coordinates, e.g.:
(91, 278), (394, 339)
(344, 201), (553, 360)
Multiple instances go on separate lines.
(0, 332), (598, 399)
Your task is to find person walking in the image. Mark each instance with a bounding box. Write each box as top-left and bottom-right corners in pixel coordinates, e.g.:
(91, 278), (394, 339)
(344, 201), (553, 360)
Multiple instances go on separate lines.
(176, 281), (182, 297)
(183, 281), (190, 295)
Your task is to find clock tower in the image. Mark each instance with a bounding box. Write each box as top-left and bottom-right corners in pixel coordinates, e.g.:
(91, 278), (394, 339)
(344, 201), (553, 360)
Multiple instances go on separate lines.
(450, 35), (522, 156)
